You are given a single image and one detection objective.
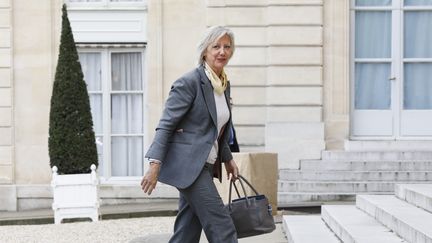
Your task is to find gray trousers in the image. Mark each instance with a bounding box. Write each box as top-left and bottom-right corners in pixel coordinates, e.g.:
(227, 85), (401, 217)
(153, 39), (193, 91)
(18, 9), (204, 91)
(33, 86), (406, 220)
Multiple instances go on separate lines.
(169, 163), (238, 243)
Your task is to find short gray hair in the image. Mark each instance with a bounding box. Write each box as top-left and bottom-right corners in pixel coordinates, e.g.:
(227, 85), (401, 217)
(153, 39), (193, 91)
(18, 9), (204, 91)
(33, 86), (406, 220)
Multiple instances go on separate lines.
(197, 26), (235, 65)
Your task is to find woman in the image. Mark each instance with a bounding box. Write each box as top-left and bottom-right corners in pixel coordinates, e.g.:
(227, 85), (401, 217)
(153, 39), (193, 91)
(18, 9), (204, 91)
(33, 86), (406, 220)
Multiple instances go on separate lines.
(141, 26), (239, 243)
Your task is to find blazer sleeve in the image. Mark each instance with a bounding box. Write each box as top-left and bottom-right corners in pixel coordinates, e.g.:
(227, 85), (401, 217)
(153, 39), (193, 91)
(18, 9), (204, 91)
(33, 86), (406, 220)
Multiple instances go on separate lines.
(220, 126), (233, 162)
(145, 77), (196, 162)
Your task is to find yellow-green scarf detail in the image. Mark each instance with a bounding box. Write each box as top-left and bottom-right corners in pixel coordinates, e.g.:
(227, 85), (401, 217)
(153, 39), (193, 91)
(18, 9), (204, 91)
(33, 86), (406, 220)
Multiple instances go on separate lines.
(204, 62), (228, 95)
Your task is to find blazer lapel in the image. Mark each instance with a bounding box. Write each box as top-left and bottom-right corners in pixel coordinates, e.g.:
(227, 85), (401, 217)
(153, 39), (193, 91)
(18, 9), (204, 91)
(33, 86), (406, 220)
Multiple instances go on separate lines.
(199, 66), (218, 127)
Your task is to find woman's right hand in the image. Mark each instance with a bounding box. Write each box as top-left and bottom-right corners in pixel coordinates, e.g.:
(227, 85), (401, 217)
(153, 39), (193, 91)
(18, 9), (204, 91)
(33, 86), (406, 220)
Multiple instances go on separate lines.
(141, 163), (161, 195)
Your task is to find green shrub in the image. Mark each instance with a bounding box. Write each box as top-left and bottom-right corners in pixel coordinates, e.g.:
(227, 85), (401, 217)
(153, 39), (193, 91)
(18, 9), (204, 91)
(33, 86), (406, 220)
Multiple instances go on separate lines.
(49, 4), (98, 174)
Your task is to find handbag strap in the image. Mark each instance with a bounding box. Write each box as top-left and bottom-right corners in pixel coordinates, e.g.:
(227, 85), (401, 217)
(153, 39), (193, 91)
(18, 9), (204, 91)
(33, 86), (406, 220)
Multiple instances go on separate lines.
(237, 175), (259, 196)
(227, 175), (260, 209)
(232, 181), (241, 198)
(228, 177), (249, 207)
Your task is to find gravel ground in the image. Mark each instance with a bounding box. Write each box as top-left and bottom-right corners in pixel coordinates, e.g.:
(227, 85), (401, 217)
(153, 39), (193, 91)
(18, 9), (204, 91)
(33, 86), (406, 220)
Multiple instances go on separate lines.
(0, 217), (175, 243)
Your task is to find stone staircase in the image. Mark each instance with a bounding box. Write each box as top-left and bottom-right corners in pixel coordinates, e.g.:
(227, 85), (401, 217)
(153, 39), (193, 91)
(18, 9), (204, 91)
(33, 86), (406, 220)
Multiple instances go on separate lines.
(283, 184), (432, 242)
(278, 149), (432, 207)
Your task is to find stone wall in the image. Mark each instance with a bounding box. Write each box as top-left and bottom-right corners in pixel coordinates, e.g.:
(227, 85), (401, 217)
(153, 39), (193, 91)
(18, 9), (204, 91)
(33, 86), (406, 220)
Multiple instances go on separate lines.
(206, 0), (325, 168)
(13, 0), (62, 186)
(0, 0), (62, 211)
(0, 0), (351, 210)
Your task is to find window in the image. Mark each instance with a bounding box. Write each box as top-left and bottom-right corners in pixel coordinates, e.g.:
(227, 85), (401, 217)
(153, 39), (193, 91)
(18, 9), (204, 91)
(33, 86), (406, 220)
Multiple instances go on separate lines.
(353, 0), (392, 110)
(403, 1), (432, 109)
(351, 0), (432, 137)
(79, 48), (145, 179)
(353, 0), (432, 110)
(66, 0), (146, 8)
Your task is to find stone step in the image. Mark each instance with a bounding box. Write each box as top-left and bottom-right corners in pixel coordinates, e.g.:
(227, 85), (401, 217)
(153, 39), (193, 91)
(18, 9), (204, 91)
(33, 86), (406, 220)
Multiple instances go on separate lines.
(395, 184), (432, 214)
(357, 194), (432, 243)
(344, 140), (432, 152)
(300, 160), (432, 171)
(283, 215), (340, 243)
(280, 170), (432, 181)
(278, 181), (423, 193)
(321, 205), (406, 243)
(278, 192), (359, 207)
(321, 151), (432, 161)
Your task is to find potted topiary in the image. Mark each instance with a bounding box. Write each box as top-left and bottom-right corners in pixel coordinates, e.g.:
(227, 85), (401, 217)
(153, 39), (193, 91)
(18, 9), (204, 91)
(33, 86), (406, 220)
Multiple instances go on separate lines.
(49, 4), (99, 224)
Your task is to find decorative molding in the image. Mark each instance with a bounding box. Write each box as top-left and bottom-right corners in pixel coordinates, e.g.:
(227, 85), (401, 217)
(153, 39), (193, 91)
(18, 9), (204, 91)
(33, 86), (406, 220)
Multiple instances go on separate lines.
(68, 10), (147, 43)
(76, 43), (146, 48)
(207, 0), (323, 7)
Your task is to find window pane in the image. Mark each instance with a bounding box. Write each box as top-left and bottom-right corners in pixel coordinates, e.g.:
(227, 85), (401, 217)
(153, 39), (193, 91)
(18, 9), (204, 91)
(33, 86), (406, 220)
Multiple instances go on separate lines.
(355, 63), (391, 109)
(111, 137), (143, 176)
(404, 63), (432, 109)
(355, 11), (391, 58)
(79, 53), (101, 91)
(355, 0), (392, 6)
(111, 94), (143, 134)
(404, 11), (432, 58)
(89, 94), (102, 134)
(96, 136), (104, 176)
(405, 0), (432, 6)
(111, 52), (142, 91)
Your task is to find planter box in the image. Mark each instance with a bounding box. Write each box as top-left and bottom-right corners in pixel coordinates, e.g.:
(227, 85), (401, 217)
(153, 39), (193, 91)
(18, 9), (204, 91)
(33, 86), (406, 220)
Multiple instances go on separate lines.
(51, 164), (100, 224)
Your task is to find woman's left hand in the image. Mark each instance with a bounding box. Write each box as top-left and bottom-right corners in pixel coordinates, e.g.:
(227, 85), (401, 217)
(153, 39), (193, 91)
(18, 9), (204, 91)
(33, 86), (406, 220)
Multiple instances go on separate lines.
(225, 159), (239, 181)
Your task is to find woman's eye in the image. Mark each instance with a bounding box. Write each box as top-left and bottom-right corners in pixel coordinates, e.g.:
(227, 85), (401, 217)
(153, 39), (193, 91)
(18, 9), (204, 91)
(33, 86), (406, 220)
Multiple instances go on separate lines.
(213, 45), (220, 49)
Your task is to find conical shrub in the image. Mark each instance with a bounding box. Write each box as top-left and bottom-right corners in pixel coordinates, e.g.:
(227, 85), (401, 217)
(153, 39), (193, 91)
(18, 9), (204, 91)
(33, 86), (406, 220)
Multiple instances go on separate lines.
(49, 4), (98, 174)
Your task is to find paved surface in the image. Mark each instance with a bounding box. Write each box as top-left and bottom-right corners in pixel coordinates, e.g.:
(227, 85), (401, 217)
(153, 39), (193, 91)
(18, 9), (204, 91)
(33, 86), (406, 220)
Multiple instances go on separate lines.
(130, 223), (287, 243)
(0, 216), (286, 243)
(0, 200), (179, 225)
(0, 202), (290, 243)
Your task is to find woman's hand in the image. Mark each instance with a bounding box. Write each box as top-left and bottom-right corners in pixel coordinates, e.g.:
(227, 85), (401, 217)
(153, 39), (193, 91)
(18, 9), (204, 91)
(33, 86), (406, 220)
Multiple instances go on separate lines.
(225, 159), (239, 181)
(141, 163), (161, 195)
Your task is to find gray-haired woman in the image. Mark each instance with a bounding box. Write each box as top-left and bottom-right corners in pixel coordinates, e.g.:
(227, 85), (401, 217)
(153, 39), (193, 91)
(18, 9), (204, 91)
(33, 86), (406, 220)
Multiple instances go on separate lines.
(141, 26), (239, 243)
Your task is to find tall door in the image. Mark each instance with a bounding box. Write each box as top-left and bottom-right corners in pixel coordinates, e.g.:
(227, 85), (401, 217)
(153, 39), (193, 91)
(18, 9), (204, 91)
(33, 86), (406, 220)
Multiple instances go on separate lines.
(351, 0), (432, 138)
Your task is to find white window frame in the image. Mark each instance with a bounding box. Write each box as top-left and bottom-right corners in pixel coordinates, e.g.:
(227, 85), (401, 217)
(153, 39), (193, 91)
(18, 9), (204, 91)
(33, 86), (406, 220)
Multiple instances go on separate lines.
(66, 0), (147, 10)
(350, 1), (397, 139)
(78, 47), (147, 184)
(350, 0), (432, 139)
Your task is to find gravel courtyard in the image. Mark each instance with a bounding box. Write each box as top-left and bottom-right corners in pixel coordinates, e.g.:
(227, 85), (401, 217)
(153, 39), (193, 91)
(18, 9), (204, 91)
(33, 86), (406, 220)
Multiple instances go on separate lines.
(0, 216), (286, 243)
(0, 217), (175, 243)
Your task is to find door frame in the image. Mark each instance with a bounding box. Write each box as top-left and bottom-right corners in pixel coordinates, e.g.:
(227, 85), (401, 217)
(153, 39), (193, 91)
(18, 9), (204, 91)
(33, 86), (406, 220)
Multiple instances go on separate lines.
(349, 0), (432, 140)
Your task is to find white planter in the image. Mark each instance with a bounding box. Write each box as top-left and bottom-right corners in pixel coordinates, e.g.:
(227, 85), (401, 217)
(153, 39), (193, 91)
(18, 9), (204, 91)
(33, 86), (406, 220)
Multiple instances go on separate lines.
(51, 164), (100, 224)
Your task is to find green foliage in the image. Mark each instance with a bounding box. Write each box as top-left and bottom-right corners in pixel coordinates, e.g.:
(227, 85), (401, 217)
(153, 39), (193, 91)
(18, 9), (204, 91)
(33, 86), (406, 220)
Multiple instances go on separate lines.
(49, 4), (98, 174)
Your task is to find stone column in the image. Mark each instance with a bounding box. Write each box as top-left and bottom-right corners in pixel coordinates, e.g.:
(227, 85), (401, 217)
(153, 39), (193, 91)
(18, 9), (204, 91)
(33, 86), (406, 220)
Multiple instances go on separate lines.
(323, 0), (350, 149)
(0, 0), (16, 211)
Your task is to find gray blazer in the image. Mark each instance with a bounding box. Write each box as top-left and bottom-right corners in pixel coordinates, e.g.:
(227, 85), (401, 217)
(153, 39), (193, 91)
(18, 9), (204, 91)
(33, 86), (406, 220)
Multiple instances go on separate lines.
(145, 65), (233, 189)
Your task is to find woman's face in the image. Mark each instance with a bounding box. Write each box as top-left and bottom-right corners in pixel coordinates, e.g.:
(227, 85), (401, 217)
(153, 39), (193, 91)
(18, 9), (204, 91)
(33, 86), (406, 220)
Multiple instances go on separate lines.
(204, 34), (233, 76)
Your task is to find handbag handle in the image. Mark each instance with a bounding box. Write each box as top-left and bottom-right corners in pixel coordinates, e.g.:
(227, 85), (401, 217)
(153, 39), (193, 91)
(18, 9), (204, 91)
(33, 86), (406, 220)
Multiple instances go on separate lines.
(237, 175), (260, 195)
(228, 175), (260, 210)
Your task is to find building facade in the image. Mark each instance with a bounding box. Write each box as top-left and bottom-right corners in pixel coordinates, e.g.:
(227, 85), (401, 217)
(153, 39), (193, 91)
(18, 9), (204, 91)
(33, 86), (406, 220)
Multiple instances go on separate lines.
(1, 0), (432, 211)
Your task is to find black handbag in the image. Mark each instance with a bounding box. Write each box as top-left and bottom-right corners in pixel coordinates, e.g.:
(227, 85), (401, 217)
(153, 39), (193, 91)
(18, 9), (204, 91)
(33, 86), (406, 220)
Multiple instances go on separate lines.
(225, 175), (276, 238)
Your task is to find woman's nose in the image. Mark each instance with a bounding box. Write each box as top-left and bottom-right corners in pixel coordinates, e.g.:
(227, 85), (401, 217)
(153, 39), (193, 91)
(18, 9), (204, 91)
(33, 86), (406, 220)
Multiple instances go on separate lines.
(218, 48), (226, 56)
